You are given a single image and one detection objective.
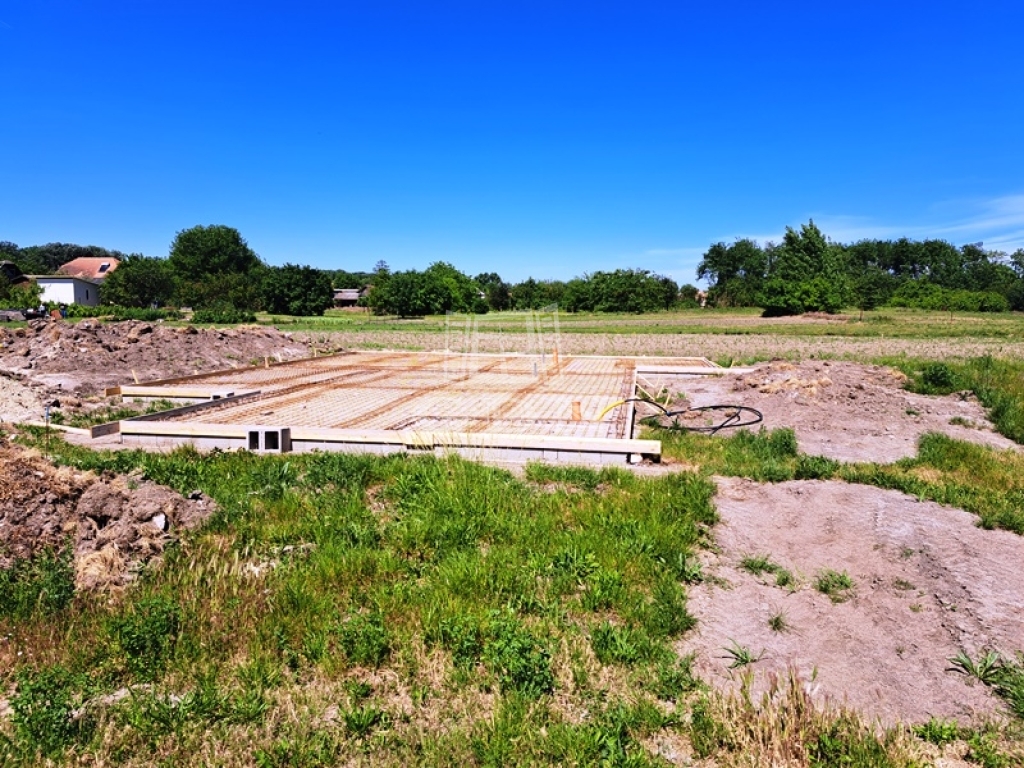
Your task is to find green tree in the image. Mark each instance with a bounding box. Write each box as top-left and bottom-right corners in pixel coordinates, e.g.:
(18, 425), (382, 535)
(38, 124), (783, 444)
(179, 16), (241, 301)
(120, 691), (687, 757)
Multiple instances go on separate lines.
(510, 277), (541, 310)
(697, 239), (767, 307)
(475, 272), (512, 311)
(99, 254), (175, 308)
(423, 261), (486, 314)
(0, 281), (43, 309)
(167, 225), (263, 309)
(368, 262), (485, 317)
(167, 225), (261, 281)
(759, 221), (848, 315)
(175, 270), (265, 311)
(326, 268), (374, 289)
(587, 269), (677, 312)
(849, 265), (895, 319)
(260, 264), (334, 316)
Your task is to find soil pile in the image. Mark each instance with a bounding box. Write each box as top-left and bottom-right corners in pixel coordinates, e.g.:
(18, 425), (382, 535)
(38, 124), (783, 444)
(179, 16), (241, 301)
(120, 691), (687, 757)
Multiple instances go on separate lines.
(0, 440), (215, 590)
(0, 319), (311, 395)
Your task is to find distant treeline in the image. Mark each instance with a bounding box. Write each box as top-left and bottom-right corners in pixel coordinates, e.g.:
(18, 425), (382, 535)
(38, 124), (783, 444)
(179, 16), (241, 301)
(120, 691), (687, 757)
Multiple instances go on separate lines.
(365, 265), (693, 317)
(698, 221), (1024, 315)
(5, 220), (1023, 317)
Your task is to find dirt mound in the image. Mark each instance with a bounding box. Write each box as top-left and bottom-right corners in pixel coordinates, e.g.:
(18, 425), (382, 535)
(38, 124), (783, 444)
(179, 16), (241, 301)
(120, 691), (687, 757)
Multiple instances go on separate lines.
(0, 440), (215, 590)
(684, 477), (1024, 726)
(682, 360), (1018, 462)
(0, 319), (311, 396)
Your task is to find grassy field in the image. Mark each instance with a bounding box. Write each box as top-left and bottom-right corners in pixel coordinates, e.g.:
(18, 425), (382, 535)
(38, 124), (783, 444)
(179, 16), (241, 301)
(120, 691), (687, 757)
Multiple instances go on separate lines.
(275, 306), (1024, 340)
(3, 309), (1024, 766)
(277, 308), (1024, 365)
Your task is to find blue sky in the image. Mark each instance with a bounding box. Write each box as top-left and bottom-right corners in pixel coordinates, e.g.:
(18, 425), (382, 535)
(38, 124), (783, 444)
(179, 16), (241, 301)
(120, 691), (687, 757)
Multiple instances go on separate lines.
(3, 2), (1023, 285)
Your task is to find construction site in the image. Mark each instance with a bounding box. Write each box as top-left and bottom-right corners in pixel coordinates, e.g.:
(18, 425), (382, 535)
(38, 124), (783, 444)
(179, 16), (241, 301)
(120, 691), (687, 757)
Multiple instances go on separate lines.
(101, 350), (728, 465)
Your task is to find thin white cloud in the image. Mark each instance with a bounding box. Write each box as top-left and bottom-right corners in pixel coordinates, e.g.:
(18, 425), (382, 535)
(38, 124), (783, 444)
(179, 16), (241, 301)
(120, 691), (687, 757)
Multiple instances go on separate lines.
(816, 195), (1024, 252)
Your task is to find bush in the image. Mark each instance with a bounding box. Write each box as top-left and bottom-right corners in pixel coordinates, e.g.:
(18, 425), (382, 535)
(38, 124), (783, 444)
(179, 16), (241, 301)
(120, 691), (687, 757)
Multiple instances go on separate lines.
(191, 307), (257, 324)
(63, 304), (180, 321)
(919, 362), (958, 394)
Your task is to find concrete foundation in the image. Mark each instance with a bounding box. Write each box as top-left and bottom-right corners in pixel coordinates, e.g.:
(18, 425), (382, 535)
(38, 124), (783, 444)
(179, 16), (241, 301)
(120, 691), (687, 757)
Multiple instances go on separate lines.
(109, 351), (734, 465)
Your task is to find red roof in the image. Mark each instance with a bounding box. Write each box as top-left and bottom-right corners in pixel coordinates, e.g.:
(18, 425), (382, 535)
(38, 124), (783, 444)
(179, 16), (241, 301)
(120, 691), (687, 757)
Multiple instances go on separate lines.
(57, 257), (120, 280)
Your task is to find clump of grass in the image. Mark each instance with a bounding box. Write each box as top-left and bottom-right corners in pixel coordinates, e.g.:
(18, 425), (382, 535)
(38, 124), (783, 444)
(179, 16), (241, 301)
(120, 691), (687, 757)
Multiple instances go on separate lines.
(815, 569), (855, 603)
(912, 717), (961, 745)
(722, 640), (764, 668)
(949, 415), (979, 429)
(739, 553), (775, 576)
(739, 552), (794, 590)
(774, 567), (795, 588)
(768, 611), (789, 633)
(949, 650), (1006, 686)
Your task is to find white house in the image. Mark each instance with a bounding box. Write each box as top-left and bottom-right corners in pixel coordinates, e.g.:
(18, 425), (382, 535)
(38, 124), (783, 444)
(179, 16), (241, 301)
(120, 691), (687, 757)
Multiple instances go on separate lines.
(33, 276), (101, 306)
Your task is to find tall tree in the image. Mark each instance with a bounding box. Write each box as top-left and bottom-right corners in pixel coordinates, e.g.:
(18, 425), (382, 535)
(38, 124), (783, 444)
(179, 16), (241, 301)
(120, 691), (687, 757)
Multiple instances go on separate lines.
(759, 221), (848, 315)
(167, 225), (261, 281)
(697, 239), (767, 307)
(167, 225), (263, 309)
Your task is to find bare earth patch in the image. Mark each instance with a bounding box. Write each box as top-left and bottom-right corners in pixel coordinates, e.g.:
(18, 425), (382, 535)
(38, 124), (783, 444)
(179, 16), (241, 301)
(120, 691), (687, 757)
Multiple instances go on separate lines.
(684, 477), (1024, 726)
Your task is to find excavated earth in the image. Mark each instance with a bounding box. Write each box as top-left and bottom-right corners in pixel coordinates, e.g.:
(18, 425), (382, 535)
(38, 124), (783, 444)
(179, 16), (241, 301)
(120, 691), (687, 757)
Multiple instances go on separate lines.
(0, 318), (311, 396)
(0, 438), (215, 590)
(0, 319), (308, 588)
(1, 324), (1023, 735)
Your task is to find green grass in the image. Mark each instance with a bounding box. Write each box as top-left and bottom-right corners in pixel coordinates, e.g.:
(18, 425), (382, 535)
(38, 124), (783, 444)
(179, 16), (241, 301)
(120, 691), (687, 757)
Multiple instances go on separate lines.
(0, 433), (936, 765)
(50, 398), (178, 429)
(244, 306), (1024, 342)
(0, 440), (724, 764)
